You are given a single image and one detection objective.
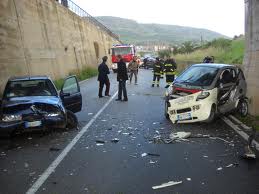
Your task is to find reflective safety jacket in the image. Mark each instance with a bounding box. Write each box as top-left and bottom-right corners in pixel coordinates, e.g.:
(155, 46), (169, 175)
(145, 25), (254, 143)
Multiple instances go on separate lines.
(163, 59), (177, 75)
(153, 61), (163, 75)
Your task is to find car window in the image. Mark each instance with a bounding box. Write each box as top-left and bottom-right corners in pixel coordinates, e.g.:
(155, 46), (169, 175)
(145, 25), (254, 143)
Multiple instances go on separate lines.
(4, 79), (57, 98)
(62, 77), (79, 94)
(176, 66), (218, 87)
(112, 47), (132, 55)
(220, 69), (235, 84)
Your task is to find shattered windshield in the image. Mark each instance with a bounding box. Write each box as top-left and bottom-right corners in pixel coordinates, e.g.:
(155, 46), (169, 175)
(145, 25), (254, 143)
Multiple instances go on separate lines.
(4, 79), (57, 98)
(176, 66), (218, 87)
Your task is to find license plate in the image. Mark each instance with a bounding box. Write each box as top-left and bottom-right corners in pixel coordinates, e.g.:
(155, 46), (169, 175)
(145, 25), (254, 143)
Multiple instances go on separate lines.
(25, 121), (42, 128)
(177, 113), (191, 121)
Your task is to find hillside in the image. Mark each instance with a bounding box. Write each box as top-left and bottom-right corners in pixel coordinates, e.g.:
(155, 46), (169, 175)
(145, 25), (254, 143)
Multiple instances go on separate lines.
(174, 37), (245, 65)
(96, 16), (229, 45)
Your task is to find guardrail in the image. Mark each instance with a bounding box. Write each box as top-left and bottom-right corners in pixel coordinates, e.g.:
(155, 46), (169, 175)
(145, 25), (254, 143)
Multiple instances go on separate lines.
(56, 0), (120, 41)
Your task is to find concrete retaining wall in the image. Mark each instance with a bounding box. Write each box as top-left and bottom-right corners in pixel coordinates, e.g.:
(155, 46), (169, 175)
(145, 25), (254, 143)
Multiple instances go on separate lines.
(243, 0), (259, 115)
(0, 0), (120, 93)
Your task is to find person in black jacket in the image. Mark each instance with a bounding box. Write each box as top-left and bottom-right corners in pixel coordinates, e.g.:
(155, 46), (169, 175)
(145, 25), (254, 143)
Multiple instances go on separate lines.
(98, 56), (110, 98)
(116, 55), (128, 101)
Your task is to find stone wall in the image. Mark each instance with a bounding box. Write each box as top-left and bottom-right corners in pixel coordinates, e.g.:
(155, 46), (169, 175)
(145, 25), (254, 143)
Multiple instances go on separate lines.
(243, 0), (259, 115)
(0, 0), (120, 93)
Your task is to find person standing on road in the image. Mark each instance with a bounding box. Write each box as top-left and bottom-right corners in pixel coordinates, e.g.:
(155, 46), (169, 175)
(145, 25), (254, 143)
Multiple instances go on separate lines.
(116, 55), (128, 101)
(97, 56), (110, 98)
(128, 56), (139, 85)
(164, 58), (177, 88)
(152, 57), (163, 87)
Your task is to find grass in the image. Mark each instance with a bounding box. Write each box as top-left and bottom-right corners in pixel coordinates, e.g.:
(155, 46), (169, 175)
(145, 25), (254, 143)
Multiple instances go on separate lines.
(235, 114), (259, 131)
(54, 67), (98, 90)
(174, 38), (245, 65)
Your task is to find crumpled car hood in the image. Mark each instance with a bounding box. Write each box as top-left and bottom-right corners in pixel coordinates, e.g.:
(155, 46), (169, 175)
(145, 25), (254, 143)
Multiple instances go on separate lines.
(1, 96), (62, 114)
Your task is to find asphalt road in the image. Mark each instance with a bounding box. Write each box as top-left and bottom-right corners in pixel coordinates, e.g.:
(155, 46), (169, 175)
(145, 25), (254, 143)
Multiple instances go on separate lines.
(0, 69), (258, 194)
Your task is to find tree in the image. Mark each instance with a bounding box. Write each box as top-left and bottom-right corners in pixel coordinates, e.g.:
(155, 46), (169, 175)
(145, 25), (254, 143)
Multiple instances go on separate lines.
(158, 49), (172, 59)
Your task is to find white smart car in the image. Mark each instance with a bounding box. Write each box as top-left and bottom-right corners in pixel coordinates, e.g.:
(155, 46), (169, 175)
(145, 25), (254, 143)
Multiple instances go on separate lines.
(165, 63), (248, 123)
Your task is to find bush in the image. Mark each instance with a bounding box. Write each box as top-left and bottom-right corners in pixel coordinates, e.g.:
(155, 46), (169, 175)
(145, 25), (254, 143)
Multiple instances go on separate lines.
(54, 67), (98, 90)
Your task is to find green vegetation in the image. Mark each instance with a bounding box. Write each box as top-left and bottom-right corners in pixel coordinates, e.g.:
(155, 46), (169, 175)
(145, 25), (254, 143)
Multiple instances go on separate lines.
(96, 16), (228, 45)
(54, 67), (98, 90)
(174, 37), (245, 65)
(158, 49), (172, 59)
(235, 114), (259, 131)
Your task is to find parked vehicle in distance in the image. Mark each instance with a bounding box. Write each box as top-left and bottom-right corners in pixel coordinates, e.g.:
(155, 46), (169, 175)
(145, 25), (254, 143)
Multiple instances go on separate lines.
(110, 44), (136, 73)
(139, 57), (156, 69)
(165, 63), (248, 123)
(0, 75), (82, 136)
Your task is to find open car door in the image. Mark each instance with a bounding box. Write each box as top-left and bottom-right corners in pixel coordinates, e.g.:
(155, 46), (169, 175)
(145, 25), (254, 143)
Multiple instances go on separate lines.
(60, 76), (82, 113)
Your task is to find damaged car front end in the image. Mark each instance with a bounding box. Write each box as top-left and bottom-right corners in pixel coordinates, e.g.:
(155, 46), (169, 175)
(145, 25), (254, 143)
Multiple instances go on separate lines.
(0, 75), (82, 136)
(0, 97), (67, 134)
(165, 64), (247, 123)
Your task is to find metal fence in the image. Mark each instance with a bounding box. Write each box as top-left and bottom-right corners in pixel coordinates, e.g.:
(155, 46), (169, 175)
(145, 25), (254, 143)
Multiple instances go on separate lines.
(56, 0), (120, 41)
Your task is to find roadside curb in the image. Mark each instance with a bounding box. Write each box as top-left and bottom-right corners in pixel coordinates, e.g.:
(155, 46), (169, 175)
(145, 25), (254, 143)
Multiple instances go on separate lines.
(221, 116), (259, 151)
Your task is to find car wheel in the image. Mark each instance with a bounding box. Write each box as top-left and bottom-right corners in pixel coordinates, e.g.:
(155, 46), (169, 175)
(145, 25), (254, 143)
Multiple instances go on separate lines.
(238, 99), (248, 117)
(66, 110), (78, 129)
(206, 105), (216, 123)
(164, 100), (170, 119)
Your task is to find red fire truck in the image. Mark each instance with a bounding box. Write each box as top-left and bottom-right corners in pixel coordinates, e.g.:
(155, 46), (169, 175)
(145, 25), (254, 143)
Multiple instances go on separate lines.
(110, 44), (136, 73)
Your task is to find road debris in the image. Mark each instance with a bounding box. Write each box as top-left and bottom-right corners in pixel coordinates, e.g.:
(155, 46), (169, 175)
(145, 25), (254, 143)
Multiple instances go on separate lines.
(29, 172), (36, 176)
(101, 119), (107, 122)
(186, 178), (191, 181)
(225, 163), (239, 168)
(49, 147), (61, 152)
(170, 132), (191, 140)
(149, 160), (157, 164)
(217, 167), (223, 171)
(96, 140), (105, 144)
(152, 180), (182, 190)
(88, 113), (93, 115)
(111, 138), (119, 143)
(242, 145), (256, 159)
(28, 137), (32, 140)
(24, 163), (29, 168)
(141, 153), (148, 157)
(148, 153), (160, 157)
(210, 137), (234, 146)
(203, 155), (209, 158)
(96, 143), (104, 146)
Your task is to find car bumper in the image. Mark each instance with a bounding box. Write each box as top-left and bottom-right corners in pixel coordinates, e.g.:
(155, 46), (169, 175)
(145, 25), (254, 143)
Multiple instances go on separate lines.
(0, 116), (66, 134)
(167, 89), (217, 123)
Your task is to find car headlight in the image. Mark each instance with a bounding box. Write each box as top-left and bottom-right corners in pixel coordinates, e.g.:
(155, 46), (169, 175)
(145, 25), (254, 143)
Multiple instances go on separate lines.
(2, 115), (22, 122)
(196, 91), (210, 101)
(45, 112), (61, 117)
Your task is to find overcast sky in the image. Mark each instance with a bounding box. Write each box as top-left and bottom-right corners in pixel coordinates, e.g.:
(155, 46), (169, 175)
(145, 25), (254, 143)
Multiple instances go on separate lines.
(73, 0), (244, 37)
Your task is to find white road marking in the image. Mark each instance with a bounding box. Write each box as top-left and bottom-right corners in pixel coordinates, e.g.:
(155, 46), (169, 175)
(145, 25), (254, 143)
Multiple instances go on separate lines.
(221, 116), (259, 151)
(26, 91), (118, 194)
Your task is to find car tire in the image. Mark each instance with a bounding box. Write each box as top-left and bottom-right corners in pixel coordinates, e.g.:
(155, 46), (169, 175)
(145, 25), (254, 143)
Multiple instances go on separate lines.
(238, 99), (248, 117)
(206, 105), (216, 123)
(66, 110), (78, 129)
(164, 100), (170, 119)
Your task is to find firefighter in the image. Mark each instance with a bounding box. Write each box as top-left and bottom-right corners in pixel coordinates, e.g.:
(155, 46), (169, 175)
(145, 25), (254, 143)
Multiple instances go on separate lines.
(152, 57), (163, 87)
(160, 58), (165, 79)
(164, 58), (177, 88)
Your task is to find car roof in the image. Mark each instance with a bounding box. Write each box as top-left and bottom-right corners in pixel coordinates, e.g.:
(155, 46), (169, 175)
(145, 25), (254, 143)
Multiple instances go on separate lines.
(192, 63), (235, 69)
(8, 75), (51, 82)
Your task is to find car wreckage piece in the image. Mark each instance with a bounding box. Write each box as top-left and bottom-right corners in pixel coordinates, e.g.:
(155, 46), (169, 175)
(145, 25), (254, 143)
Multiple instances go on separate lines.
(165, 63), (248, 123)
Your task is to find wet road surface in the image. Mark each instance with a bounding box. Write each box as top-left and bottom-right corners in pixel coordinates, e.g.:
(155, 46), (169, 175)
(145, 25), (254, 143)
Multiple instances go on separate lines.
(0, 69), (258, 194)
